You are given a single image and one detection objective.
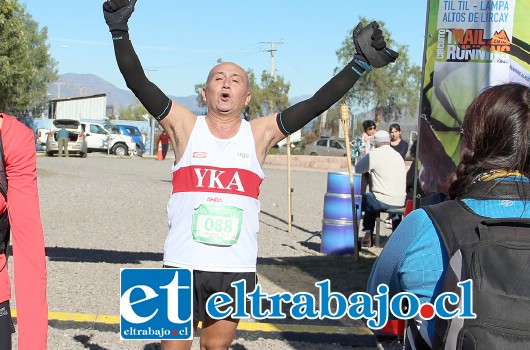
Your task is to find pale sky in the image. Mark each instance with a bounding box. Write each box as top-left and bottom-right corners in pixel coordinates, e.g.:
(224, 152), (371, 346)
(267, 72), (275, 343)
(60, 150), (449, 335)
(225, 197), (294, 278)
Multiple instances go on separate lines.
(22, 1), (428, 98)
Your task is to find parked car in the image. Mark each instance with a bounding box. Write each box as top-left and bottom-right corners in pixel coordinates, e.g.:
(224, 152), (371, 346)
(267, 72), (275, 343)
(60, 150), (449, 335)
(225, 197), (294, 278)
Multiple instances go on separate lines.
(36, 128), (50, 146)
(109, 124), (145, 156)
(80, 121), (137, 156)
(302, 137), (348, 156)
(275, 129), (302, 149)
(46, 119), (88, 157)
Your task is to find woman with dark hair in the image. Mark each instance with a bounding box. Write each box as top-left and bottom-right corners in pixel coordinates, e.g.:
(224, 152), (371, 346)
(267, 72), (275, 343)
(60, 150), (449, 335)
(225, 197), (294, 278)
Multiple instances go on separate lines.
(448, 83), (529, 198)
(362, 120), (377, 155)
(389, 123), (408, 160)
(366, 83), (530, 348)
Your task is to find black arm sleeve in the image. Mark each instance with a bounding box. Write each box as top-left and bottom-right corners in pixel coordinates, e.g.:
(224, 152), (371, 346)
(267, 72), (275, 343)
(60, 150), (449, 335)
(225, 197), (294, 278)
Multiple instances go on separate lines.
(276, 58), (367, 135)
(111, 31), (172, 121)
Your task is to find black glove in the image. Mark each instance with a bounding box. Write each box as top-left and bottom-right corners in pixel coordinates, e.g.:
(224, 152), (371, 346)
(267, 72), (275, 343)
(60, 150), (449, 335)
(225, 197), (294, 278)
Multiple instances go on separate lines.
(353, 21), (398, 69)
(103, 0), (137, 32)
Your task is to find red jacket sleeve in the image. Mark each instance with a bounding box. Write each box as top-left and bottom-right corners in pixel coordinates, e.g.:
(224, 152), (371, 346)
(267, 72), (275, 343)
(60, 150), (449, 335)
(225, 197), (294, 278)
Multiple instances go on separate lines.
(2, 115), (48, 349)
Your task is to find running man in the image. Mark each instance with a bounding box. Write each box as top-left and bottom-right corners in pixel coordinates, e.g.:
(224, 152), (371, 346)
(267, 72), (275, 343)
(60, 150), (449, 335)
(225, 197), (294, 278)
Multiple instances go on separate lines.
(103, 1), (398, 348)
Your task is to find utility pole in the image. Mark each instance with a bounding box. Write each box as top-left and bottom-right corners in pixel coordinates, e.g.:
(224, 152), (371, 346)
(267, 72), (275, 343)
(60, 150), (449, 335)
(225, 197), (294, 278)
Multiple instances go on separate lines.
(144, 68), (158, 156)
(53, 82), (66, 99)
(261, 41), (283, 78)
(261, 41), (283, 113)
(262, 41), (293, 232)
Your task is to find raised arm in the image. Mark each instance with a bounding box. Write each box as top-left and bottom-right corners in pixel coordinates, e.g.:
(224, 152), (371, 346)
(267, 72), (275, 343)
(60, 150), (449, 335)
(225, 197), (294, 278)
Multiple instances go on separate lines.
(255, 21), (398, 157)
(103, 0), (172, 122)
(103, 0), (198, 161)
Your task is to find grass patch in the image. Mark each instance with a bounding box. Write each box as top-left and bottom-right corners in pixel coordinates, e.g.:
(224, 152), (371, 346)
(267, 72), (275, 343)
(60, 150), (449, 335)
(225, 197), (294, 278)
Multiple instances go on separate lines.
(257, 251), (380, 297)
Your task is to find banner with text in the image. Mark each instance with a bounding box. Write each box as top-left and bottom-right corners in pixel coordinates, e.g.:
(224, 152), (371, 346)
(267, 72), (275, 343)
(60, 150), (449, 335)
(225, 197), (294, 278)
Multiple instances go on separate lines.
(418, 0), (529, 195)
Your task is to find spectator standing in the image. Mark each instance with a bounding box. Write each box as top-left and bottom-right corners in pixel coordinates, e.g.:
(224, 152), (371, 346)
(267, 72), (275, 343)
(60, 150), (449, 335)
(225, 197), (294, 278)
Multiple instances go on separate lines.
(389, 123), (408, 160)
(361, 120), (376, 155)
(158, 130), (170, 160)
(356, 120), (378, 195)
(57, 126), (69, 157)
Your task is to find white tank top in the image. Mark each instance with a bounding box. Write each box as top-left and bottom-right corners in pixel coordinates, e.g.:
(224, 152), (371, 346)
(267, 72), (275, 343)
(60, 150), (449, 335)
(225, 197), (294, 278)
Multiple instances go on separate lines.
(163, 116), (265, 272)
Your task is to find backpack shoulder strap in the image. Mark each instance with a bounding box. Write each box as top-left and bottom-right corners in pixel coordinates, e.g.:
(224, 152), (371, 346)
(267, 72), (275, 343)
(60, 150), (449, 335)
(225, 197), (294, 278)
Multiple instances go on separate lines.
(423, 200), (482, 256)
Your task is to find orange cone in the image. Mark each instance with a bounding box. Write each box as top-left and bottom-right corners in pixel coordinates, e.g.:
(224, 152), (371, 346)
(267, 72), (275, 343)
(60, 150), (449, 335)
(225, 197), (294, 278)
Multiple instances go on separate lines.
(156, 140), (163, 160)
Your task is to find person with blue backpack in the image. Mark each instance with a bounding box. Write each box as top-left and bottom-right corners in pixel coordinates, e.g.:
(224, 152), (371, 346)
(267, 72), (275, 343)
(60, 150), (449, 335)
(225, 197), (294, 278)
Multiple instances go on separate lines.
(367, 83), (530, 349)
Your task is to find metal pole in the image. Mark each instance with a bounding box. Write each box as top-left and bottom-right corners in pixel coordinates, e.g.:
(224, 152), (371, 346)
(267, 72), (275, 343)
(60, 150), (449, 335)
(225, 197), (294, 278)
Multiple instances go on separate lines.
(413, 0), (433, 210)
(262, 40), (291, 232)
(150, 117), (156, 156)
(287, 135), (292, 232)
(340, 102), (359, 261)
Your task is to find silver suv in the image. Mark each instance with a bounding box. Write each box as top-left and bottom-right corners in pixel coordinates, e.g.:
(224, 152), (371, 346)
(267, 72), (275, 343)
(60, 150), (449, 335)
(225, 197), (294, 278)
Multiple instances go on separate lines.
(46, 119), (88, 157)
(302, 137), (348, 156)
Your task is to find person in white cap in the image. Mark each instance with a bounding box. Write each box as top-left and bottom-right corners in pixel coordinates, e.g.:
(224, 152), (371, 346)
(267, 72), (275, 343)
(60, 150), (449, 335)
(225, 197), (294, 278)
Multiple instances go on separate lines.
(355, 130), (406, 246)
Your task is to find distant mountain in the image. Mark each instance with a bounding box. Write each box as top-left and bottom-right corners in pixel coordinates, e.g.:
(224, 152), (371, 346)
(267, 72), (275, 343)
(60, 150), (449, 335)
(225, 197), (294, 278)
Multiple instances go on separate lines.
(47, 73), (308, 116)
(289, 95), (310, 105)
(48, 73), (133, 108)
(47, 73), (205, 115)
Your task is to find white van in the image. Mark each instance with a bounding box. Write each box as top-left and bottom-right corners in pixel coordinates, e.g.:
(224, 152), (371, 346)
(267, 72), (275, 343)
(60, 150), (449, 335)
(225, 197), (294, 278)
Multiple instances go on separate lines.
(80, 121), (137, 156)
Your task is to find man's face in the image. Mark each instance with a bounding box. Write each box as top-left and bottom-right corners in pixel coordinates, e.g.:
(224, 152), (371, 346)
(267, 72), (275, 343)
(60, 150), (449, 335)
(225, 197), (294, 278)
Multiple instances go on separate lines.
(202, 62), (251, 116)
(390, 128), (401, 141)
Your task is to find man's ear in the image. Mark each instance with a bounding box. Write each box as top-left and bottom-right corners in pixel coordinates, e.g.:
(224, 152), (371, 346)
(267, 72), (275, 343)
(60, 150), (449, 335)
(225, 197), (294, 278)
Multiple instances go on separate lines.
(201, 86), (208, 103)
(244, 91), (252, 106)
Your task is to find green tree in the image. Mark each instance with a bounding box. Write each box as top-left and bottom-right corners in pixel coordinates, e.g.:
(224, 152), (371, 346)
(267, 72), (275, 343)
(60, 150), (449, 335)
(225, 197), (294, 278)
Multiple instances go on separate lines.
(258, 70), (290, 116)
(326, 105), (341, 136)
(0, 0), (57, 114)
(335, 17), (421, 123)
(118, 100), (149, 121)
(244, 69), (263, 120)
(194, 68), (290, 121)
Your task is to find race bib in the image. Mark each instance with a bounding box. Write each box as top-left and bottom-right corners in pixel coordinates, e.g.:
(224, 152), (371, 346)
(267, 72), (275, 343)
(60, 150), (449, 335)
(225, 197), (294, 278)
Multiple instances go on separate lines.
(192, 204), (243, 246)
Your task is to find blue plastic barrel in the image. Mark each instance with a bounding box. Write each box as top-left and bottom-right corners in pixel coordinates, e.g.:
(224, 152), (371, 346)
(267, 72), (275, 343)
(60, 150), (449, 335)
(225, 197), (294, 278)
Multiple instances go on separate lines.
(321, 172), (361, 255)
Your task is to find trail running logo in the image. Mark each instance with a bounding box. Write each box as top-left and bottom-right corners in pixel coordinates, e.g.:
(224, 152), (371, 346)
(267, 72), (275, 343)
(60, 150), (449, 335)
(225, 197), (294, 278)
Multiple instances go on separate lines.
(120, 268), (193, 340)
(436, 28), (511, 62)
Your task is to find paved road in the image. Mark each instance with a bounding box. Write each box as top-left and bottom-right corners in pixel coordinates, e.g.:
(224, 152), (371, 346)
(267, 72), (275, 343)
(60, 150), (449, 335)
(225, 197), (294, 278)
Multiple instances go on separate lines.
(10, 153), (392, 349)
